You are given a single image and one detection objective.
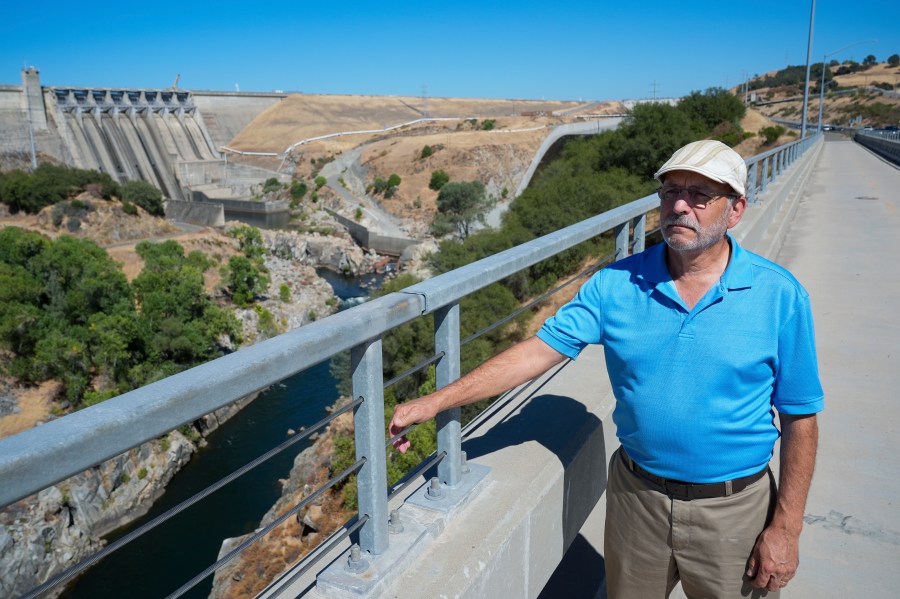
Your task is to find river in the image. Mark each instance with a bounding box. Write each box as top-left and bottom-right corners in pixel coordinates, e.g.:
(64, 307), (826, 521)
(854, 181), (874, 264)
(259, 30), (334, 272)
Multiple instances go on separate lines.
(60, 269), (383, 599)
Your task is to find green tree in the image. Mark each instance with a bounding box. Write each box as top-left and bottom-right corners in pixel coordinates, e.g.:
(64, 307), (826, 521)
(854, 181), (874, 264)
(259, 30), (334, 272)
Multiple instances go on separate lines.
(420, 145), (434, 159)
(227, 225), (267, 261)
(225, 255), (268, 307)
(432, 181), (495, 239)
(863, 54), (877, 67)
(888, 54), (900, 68)
(678, 87), (746, 133)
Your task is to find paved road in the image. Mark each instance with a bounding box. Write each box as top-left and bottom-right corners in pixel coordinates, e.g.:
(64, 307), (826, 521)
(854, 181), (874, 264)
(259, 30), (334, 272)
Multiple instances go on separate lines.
(774, 134), (900, 598)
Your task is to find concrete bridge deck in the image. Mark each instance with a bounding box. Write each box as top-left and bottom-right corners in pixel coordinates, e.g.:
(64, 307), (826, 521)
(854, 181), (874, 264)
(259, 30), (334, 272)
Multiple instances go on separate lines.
(540, 134), (900, 598)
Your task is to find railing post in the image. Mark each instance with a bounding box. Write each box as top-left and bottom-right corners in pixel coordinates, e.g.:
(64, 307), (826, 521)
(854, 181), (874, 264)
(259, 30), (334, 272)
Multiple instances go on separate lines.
(760, 157), (769, 194)
(747, 160), (758, 203)
(614, 221), (629, 261)
(435, 303), (462, 487)
(632, 214), (646, 255)
(351, 339), (389, 555)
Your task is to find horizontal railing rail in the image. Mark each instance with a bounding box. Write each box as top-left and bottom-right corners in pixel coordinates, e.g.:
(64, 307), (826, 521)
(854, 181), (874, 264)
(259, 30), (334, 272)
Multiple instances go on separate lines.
(0, 133), (820, 598)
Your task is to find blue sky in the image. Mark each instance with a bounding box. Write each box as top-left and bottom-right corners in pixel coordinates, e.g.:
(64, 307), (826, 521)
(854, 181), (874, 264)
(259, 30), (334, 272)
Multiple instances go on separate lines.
(2, 1), (898, 101)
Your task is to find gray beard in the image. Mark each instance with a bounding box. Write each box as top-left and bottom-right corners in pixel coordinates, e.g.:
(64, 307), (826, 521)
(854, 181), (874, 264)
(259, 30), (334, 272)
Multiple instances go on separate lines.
(661, 206), (731, 253)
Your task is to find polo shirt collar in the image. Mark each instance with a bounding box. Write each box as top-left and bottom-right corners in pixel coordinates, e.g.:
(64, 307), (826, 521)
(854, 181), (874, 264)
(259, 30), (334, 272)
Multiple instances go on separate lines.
(637, 234), (754, 291)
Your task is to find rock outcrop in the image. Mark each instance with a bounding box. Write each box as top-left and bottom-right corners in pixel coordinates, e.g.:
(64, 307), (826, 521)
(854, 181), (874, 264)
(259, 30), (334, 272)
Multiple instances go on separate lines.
(0, 431), (194, 599)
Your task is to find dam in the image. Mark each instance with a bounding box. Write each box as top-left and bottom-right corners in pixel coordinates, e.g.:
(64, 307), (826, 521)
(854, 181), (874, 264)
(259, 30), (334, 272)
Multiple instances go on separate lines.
(0, 67), (287, 213)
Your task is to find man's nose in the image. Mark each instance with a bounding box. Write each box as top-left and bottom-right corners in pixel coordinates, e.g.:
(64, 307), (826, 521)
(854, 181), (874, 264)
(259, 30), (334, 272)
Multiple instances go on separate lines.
(672, 196), (692, 213)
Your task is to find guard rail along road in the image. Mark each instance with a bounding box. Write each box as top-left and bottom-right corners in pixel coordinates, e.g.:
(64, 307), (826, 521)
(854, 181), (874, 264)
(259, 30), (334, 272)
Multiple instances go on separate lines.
(0, 133), (823, 599)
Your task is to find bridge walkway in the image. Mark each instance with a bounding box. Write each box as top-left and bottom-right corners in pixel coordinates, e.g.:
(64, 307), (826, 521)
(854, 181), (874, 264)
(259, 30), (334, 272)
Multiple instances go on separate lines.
(540, 134), (900, 598)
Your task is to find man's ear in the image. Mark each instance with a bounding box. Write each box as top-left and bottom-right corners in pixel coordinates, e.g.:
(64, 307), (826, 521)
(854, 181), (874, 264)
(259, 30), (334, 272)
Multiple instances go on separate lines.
(727, 195), (747, 229)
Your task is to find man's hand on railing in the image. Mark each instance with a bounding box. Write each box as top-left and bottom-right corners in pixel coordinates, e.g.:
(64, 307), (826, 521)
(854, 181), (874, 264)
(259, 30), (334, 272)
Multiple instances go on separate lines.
(389, 395), (441, 453)
(389, 337), (567, 453)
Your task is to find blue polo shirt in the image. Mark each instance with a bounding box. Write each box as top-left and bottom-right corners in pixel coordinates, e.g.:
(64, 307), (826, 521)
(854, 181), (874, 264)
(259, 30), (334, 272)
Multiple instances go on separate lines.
(537, 236), (824, 483)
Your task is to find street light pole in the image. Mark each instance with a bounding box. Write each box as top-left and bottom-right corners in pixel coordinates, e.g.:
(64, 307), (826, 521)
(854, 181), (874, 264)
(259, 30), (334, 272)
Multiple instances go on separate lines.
(817, 39), (877, 132)
(800, 0), (816, 139)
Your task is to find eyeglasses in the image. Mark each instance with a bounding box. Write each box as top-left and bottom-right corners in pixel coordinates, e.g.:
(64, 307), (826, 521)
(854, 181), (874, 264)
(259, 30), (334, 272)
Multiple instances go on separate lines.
(657, 185), (736, 209)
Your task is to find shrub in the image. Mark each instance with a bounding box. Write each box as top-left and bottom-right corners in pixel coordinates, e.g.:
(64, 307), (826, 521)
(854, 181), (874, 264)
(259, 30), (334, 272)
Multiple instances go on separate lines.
(290, 180), (307, 200)
(420, 145), (434, 159)
(121, 201), (138, 216)
(314, 176), (327, 190)
(759, 125), (786, 145)
(138, 467), (148, 480)
(262, 177), (282, 194)
(279, 283), (291, 302)
(354, 207), (363, 221)
(481, 119), (496, 131)
(120, 180), (164, 216)
(429, 170), (450, 191)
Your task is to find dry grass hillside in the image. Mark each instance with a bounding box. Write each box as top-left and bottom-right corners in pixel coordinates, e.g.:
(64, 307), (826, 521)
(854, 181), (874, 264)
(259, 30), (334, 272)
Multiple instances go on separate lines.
(747, 60), (900, 128)
(226, 94), (627, 226)
(228, 94), (592, 154)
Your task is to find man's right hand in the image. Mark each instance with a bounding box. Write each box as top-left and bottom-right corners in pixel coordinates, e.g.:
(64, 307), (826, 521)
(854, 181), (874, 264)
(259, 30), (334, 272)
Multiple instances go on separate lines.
(389, 395), (441, 453)
(387, 337), (565, 453)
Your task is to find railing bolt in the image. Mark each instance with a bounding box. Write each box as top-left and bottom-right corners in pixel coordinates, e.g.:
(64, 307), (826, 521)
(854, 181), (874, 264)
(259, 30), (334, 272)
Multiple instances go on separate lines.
(461, 451), (470, 474)
(425, 476), (445, 500)
(388, 508), (404, 534)
(346, 543), (369, 573)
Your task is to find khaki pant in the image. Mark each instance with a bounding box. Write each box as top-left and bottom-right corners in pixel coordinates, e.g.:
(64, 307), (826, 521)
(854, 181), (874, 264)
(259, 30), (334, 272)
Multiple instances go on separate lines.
(604, 448), (778, 599)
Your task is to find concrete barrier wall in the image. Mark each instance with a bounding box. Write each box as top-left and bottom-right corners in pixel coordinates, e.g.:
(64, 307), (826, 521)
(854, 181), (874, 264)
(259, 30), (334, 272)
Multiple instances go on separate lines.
(326, 209), (417, 256)
(164, 199), (225, 227)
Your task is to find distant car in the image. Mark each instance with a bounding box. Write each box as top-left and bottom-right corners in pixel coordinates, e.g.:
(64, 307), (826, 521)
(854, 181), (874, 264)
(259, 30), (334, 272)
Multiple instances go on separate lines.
(823, 125), (833, 131)
(863, 126), (874, 131)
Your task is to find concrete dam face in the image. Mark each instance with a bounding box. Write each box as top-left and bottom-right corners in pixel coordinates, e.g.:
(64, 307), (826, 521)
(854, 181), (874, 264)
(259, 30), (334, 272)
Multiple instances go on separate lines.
(1, 68), (288, 222)
(51, 88), (220, 201)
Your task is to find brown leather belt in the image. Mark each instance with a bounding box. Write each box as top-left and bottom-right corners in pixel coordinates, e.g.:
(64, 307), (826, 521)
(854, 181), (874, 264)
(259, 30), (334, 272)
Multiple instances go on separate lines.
(621, 450), (769, 501)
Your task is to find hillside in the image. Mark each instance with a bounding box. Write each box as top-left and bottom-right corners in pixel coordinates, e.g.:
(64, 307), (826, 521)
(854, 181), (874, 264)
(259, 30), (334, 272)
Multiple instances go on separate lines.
(224, 95), (627, 232)
(745, 60), (900, 128)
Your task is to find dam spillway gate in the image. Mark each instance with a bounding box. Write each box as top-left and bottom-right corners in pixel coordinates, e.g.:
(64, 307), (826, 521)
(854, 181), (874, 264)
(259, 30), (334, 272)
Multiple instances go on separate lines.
(50, 87), (223, 201)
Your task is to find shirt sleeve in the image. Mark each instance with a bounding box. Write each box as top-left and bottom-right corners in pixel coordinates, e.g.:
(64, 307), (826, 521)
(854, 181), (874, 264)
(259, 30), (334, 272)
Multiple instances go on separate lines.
(536, 272), (604, 360)
(773, 292), (825, 414)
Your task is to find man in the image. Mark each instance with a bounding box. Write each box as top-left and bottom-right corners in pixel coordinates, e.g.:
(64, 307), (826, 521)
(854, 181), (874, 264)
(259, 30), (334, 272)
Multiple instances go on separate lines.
(390, 140), (823, 598)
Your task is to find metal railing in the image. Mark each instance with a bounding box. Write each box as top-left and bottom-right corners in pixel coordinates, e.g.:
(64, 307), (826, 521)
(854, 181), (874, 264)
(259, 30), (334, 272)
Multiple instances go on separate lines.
(855, 129), (900, 165)
(0, 134), (819, 598)
(745, 133), (820, 203)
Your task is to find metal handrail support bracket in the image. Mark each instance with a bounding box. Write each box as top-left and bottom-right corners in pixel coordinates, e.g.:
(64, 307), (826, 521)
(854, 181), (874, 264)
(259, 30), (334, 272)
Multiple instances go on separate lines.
(351, 339), (389, 556)
(632, 214), (647, 255)
(435, 303), (463, 488)
(614, 221), (629, 261)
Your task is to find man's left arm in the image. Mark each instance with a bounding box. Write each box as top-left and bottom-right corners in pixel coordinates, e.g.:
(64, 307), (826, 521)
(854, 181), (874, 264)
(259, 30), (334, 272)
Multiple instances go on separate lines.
(747, 412), (819, 592)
